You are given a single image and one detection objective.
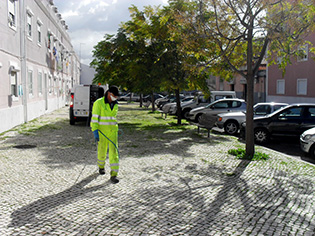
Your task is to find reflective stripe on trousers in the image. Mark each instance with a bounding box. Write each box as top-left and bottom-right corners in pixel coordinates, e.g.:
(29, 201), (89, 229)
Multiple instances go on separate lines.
(97, 131), (119, 176)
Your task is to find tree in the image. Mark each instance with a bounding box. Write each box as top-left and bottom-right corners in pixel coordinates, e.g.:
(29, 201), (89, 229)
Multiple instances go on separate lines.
(90, 29), (134, 90)
(172, 0), (315, 157)
(123, 5), (168, 111)
(157, 1), (212, 124)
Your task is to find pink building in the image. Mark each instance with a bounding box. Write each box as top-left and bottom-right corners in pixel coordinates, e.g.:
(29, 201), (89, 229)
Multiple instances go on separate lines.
(267, 34), (315, 104)
(215, 65), (267, 104)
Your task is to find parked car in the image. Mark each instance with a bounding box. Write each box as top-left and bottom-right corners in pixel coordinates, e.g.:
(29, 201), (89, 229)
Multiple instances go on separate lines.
(300, 127), (315, 158)
(119, 93), (140, 102)
(187, 98), (247, 123)
(180, 91), (237, 119)
(156, 94), (185, 109)
(241, 104), (315, 144)
(143, 94), (164, 103)
(217, 102), (288, 135)
(162, 96), (194, 115)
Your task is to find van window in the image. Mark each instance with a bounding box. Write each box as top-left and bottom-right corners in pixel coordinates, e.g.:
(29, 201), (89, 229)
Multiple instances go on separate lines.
(215, 95), (234, 100)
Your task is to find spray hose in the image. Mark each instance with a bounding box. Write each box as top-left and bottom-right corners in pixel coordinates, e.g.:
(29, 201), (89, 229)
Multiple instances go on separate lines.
(97, 129), (120, 158)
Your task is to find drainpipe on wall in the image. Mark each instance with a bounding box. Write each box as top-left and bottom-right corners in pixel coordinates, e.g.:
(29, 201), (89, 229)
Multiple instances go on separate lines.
(20, 0), (27, 122)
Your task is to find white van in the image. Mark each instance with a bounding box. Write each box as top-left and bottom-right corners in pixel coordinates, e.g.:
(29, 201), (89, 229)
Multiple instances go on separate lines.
(69, 85), (105, 125)
(210, 91), (236, 101)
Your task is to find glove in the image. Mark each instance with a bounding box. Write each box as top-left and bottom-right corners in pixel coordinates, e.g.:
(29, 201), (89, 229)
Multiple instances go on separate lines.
(93, 130), (99, 142)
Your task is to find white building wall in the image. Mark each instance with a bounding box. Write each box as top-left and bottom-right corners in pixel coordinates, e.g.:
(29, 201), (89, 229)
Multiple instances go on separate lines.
(0, 0), (80, 134)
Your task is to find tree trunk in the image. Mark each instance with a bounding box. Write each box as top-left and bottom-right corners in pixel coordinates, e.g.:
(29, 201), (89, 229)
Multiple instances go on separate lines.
(139, 94), (143, 107)
(245, 17), (255, 158)
(151, 93), (156, 112)
(175, 89), (182, 125)
(245, 74), (255, 157)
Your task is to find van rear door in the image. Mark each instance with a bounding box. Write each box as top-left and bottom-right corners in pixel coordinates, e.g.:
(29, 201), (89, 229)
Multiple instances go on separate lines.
(73, 85), (90, 117)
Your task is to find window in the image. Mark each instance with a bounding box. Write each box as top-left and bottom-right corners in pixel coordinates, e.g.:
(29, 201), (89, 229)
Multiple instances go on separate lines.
(28, 70), (33, 95)
(254, 105), (271, 115)
(297, 44), (308, 62)
(47, 31), (52, 49)
(231, 101), (241, 108)
(277, 80), (285, 94)
(48, 75), (52, 94)
(26, 8), (34, 39)
(8, 0), (17, 29)
(38, 72), (43, 95)
(37, 19), (42, 45)
(297, 79), (307, 95)
(213, 101), (229, 108)
(279, 107), (302, 119)
(10, 71), (18, 97)
(54, 78), (57, 95)
(219, 79), (224, 90)
(307, 108), (315, 119)
(27, 13), (32, 38)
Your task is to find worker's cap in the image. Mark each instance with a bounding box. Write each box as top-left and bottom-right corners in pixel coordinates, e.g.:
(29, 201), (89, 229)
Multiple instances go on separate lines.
(108, 85), (120, 97)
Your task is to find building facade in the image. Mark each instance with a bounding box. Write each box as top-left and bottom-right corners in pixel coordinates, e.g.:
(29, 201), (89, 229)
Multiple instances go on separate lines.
(0, 0), (80, 133)
(215, 65), (267, 104)
(266, 34), (315, 104)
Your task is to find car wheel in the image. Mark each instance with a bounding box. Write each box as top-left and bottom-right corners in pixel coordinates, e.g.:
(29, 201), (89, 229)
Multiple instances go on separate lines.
(309, 144), (315, 158)
(182, 109), (191, 119)
(69, 108), (75, 125)
(254, 128), (269, 144)
(224, 121), (239, 135)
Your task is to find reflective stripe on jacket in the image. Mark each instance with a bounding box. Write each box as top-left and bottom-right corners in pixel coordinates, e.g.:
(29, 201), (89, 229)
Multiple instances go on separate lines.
(90, 97), (118, 132)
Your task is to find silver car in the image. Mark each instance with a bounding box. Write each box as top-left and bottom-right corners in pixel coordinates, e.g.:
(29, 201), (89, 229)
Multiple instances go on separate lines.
(217, 102), (288, 135)
(164, 96), (194, 115)
(187, 98), (247, 123)
(300, 127), (315, 158)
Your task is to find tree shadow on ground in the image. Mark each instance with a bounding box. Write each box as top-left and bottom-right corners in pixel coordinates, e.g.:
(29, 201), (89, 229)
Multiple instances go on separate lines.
(5, 107), (315, 234)
(9, 173), (102, 228)
(8, 158), (315, 235)
(117, 121), (230, 159)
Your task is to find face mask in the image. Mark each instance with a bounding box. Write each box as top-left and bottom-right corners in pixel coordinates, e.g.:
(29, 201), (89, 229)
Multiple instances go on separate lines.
(110, 94), (117, 101)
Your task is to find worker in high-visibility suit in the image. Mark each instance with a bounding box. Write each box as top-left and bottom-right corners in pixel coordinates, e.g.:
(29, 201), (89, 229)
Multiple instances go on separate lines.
(91, 85), (120, 184)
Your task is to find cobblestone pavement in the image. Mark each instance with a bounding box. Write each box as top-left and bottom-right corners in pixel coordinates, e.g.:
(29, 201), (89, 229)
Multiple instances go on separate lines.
(1, 105), (315, 236)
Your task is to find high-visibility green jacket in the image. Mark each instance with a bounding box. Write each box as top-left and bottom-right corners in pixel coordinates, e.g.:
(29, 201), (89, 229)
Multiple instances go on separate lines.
(90, 97), (118, 133)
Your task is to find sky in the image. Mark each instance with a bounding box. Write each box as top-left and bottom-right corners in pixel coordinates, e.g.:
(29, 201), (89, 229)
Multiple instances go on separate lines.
(53, 0), (169, 65)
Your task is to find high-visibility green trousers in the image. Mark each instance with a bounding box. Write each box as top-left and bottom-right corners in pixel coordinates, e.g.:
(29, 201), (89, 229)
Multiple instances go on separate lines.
(97, 130), (119, 177)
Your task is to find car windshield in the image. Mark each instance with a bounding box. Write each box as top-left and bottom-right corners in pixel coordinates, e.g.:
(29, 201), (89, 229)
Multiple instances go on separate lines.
(254, 105), (272, 115)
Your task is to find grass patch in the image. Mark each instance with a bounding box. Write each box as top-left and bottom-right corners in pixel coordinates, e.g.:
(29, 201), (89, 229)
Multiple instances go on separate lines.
(228, 148), (270, 161)
(14, 122), (62, 135)
(117, 104), (193, 133)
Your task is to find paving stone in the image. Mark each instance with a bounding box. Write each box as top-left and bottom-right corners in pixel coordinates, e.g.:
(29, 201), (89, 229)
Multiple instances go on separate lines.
(0, 106), (315, 235)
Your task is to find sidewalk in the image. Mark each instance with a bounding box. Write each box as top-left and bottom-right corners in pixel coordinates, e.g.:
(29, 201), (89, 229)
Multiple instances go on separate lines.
(0, 105), (315, 236)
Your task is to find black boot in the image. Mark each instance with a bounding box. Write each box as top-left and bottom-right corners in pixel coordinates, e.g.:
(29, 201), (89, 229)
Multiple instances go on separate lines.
(110, 176), (119, 184)
(99, 168), (105, 175)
